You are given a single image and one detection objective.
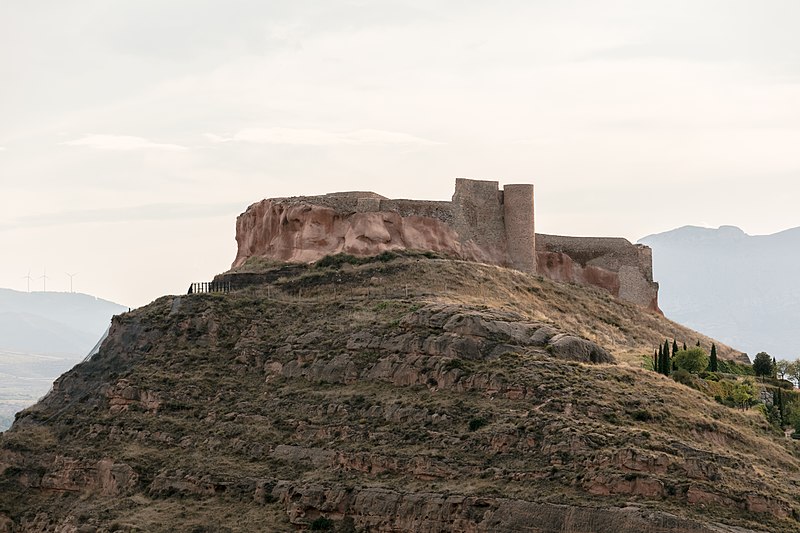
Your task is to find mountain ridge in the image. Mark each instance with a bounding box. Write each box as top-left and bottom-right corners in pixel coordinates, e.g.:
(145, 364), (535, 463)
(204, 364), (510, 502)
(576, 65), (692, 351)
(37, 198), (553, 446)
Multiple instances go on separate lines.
(0, 289), (127, 431)
(639, 224), (800, 358)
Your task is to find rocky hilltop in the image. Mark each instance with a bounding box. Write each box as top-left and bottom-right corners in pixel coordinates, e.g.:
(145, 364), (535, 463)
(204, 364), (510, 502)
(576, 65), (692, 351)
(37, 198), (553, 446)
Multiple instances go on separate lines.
(0, 253), (791, 532)
(233, 179), (660, 311)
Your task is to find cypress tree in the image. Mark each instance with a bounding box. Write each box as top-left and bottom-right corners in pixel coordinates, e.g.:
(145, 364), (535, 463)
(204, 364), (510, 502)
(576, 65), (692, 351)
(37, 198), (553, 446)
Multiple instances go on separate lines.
(657, 345), (662, 374)
(663, 340), (671, 375)
(683, 342), (687, 351)
(672, 340), (678, 357)
(696, 340), (701, 347)
(657, 344), (663, 375)
(709, 343), (718, 372)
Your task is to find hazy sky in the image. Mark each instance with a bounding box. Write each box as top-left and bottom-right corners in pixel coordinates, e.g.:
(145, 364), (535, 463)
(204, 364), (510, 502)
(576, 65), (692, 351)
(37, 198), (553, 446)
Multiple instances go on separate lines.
(2, 1), (799, 308)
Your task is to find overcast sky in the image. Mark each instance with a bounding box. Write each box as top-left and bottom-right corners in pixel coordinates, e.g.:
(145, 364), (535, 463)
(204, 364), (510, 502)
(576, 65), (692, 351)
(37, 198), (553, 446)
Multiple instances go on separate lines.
(2, 1), (799, 308)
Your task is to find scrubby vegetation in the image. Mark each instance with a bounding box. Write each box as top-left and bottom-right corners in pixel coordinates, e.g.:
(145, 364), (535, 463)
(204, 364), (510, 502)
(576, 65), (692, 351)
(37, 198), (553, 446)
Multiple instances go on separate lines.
(3, 255), (800, 531)
(648, 339), (800, 439)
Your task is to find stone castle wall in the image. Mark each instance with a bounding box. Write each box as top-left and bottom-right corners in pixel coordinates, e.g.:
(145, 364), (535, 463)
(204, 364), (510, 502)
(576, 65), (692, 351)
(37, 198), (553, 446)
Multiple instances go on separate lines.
(536, 234), (660, 311)
(503, 184), (536, 273)
(265, 179), (534, 272)
(232, 178), (659, 311)
(451, 179), (507, 246)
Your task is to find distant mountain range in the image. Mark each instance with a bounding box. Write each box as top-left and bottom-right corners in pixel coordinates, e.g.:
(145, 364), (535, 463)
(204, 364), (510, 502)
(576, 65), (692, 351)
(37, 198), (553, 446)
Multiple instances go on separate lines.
(639, 225), (800, 360)
(0, 289), (127, 430)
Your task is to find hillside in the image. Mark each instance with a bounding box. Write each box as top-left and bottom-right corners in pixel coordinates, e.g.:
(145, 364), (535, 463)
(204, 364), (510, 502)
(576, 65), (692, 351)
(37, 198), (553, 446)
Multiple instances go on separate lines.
(1, 255), (796, 532)
(639, 225), (800, 359)
(0, 290), (127, 430)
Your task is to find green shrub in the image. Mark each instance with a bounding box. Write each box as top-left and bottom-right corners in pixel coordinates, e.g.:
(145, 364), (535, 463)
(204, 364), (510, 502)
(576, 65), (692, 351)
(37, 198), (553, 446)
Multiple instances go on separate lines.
(443, 359), (465, 372)
(630, 409), (653, 422)
(310, 517), (334, 531)
(315, 251), (401, 270)
(717, 358), (755, 376)
(468, 418), (488, 431)
(315, 254), (361, 269)
(673, 348), (709, 374)
(375, 251), (399, 262)
(672, 368), (694, 386)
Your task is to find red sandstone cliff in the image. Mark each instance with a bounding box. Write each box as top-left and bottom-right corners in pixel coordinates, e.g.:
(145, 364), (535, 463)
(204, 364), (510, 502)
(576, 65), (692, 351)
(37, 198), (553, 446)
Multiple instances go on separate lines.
(233, 199), (502, 268)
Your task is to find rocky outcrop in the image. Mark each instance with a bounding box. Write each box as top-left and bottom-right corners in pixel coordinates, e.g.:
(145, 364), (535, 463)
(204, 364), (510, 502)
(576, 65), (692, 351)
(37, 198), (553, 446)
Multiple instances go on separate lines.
(278, 304), (614, 390)
(104, 379), (162, 413)
(233, 199), (501, 268)
(273, 483), (765, 533)
(547, 334), (615, 363)
(18, 456), (138, 496)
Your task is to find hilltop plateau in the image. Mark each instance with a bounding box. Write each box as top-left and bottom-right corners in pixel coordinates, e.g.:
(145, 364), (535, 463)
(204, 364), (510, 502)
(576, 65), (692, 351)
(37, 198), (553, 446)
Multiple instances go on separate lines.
(1, 253), (795, 532)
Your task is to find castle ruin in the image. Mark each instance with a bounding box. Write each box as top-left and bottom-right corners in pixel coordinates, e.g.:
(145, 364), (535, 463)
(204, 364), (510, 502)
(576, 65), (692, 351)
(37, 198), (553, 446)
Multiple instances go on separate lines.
(232, 178), (660, 311)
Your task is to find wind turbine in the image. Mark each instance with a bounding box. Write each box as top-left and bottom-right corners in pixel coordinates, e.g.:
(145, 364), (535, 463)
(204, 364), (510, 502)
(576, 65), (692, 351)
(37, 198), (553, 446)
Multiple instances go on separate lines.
(21, 270), (32, 292)
(38, 267), (49, 292)
(66, 272), (78, 293)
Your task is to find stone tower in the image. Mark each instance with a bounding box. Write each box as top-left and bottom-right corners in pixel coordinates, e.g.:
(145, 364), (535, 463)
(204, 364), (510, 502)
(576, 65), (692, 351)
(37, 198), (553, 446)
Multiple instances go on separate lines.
(502, 184), (536, 273)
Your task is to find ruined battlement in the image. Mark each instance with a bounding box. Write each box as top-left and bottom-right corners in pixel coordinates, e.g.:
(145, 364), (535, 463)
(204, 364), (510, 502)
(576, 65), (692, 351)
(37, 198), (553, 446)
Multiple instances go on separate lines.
(536, 234), (659, 311)
(232, 178), (658, 310)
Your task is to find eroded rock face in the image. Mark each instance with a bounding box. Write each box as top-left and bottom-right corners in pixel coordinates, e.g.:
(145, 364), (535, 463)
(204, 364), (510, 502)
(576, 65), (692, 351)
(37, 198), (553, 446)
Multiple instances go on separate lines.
(105, 379), (161, 414)
(349, 303), (614, 366)
(22, 456), (138, 496)
(272, 483), (761, 533)
(233, 200), (498, 268)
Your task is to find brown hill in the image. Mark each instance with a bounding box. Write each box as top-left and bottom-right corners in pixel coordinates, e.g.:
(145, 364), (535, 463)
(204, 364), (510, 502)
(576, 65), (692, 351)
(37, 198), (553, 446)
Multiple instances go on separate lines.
(1, 254), (795, 532)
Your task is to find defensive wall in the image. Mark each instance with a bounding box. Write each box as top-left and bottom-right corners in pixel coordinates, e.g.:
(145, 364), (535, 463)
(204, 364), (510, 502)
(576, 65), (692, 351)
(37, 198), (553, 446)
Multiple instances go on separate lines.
(263, 178), (536, 273)
(232, 178), (659, 311)
(536, 234), (660, 312)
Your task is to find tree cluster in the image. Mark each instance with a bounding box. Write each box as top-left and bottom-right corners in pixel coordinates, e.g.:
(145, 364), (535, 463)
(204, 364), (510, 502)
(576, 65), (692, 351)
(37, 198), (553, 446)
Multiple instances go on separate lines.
(753, 352), (776, 378)
(773, 358), (800, 386)
(652, 339), (716, 376)
(648, 343), (800, 431)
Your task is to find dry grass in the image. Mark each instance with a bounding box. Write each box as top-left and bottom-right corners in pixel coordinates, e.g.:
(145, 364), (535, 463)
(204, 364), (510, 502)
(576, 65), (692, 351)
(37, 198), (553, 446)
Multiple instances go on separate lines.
(1, 254), (796, 532)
